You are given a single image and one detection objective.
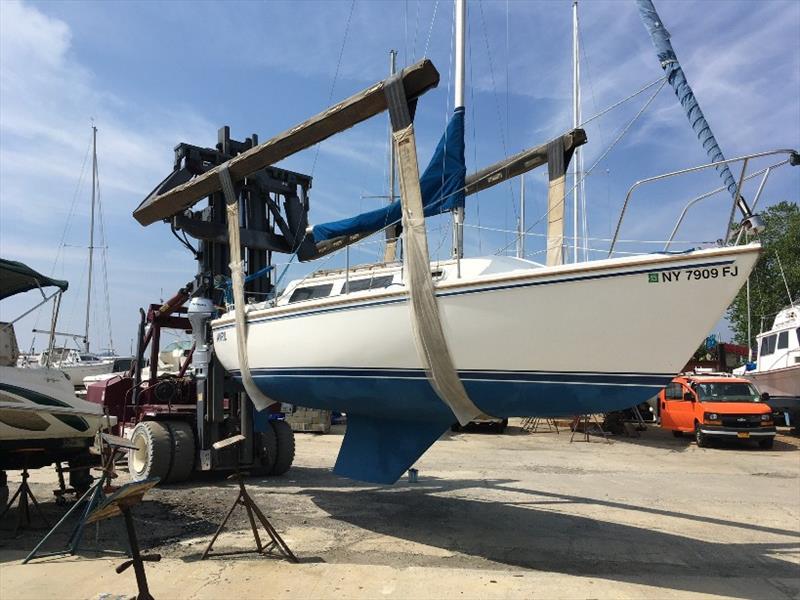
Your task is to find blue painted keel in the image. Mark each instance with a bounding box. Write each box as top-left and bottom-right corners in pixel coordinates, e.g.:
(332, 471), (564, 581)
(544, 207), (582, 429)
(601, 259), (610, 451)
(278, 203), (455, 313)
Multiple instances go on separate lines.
(234, 368), (671, 484)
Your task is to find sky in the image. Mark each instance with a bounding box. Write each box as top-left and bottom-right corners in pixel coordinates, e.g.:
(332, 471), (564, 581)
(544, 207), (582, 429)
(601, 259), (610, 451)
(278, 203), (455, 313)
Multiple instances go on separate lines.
(1, 0), (798, 354)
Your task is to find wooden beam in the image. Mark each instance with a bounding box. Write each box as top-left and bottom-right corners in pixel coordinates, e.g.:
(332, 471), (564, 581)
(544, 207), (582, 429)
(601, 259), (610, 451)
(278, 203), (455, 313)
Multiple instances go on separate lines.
(134, 59), (440, 226)
(464, 128), (586, 197)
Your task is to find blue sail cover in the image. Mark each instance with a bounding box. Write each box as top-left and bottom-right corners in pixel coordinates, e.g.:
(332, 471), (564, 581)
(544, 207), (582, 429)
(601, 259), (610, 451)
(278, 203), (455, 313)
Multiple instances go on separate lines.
(636, 0), (739, 200)
(312, 107), (466, 243)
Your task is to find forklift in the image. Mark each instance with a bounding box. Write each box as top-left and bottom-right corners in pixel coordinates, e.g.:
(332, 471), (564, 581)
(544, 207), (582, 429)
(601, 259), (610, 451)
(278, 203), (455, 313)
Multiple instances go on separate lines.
(87, 127), (315, 482)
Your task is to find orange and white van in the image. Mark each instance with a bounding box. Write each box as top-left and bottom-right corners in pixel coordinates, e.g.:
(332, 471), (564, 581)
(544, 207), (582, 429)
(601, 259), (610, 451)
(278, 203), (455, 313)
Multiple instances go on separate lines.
(658, 372), (775, 448)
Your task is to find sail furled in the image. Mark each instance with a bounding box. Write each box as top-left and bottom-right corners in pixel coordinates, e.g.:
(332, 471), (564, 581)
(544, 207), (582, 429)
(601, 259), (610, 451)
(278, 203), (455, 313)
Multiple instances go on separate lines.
(636, 0), (739, 200)
(312, 107), (466, 243)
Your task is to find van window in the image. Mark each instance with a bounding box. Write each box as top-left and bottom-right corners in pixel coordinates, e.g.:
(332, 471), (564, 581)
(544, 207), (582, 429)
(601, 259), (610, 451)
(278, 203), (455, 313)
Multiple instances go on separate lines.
(345, 275), (395, 293)
(777, 331), (789, 350)
(665, 382), (683, 400)
(288, 283), (333, 303)
(760, 334), (776, 356)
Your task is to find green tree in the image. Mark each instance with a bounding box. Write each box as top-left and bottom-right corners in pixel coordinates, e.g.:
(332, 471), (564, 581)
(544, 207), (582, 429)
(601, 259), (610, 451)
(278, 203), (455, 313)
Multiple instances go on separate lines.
(727, 201), (800, 351)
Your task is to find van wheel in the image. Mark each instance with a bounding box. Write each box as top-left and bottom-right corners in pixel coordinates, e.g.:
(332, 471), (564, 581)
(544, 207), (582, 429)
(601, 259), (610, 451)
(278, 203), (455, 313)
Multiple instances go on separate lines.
(672, 430), (683, 438)
(758, 437), (774, 449)
(694, 423), (708, 448)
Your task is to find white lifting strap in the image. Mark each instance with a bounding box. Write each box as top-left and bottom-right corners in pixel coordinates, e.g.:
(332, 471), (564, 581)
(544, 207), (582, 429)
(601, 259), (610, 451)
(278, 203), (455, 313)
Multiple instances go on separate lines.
(219, 165), (277, 412)
(386, 77), (481, 426)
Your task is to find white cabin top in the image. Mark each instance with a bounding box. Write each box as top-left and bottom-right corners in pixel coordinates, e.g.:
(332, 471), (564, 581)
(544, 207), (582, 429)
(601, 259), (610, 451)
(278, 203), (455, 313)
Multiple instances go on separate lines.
(754, 305), (800, 373)
(271, 256), (544, 309)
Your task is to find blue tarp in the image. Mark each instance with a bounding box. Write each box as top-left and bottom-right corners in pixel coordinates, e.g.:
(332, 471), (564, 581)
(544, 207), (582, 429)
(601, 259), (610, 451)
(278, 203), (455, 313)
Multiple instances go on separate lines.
(636, 0), (740, 200)
(312, 107), (466, 243)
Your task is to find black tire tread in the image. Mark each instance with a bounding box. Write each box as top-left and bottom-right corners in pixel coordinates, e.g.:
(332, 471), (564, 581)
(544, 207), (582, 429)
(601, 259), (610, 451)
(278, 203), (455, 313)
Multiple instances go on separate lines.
(270, 420), (295, 476)
(165, 421), (195, 483)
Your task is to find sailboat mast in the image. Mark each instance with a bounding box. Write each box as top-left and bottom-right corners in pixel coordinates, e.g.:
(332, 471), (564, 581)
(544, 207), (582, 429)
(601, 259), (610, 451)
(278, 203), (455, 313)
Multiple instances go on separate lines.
(572, 0), (582, 263)
(84, 125), (97, 353)
(384, 49), (399, 263)
(517, 175), (525, 259)
(452, 0), (466, 262)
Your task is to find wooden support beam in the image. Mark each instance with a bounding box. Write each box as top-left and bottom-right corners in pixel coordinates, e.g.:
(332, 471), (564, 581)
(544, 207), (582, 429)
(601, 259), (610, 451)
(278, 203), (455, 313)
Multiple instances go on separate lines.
(464, 128), (586, 197)
(133, 59), (440, 226)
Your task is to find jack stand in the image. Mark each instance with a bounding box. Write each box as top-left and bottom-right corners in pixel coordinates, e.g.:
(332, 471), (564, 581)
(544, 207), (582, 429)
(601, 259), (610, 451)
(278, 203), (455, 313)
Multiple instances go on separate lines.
(0, 469), (49, 535)
(569, 414), (612, 444)
(522, 417), (560, 433)
(201, 470), (297, 563)
(24, 435), (133, 563)
(85, 479), (161, 600)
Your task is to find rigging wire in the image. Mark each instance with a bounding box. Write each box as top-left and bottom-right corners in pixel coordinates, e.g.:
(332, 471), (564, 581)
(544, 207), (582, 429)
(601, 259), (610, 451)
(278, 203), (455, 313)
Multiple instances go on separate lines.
(494, 77), (668, 256)
(477, 0), (517, 225)
(310, 0), (356, 177)
(422, 0), (440, 58)
(94, 158), (115, 352)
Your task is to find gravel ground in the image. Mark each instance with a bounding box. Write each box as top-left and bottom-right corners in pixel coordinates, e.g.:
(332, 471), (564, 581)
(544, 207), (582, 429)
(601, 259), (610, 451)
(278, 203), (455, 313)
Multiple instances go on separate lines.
(1, 421), (799, 599)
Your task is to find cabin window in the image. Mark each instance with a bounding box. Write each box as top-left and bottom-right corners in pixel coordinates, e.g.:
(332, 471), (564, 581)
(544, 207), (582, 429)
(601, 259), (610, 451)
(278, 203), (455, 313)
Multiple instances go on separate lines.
(345, 275), (395, 293)
(796, 328), (800, 346)
(760, 334), (777, 356)
(288, 283), (333, 303)
(777, 331), (789, 350)
(665, 382), (683, 400)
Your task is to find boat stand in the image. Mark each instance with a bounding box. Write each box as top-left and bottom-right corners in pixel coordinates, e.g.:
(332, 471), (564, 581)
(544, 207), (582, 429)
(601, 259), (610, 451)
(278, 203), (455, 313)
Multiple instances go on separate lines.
(569, 414), (612, 444)
(23, 434), (133, 563)
(85, 479), (161, 600)
(522, 417), (560, 433)
(0, 468), (50, 535)
(201, 470), (297, 563)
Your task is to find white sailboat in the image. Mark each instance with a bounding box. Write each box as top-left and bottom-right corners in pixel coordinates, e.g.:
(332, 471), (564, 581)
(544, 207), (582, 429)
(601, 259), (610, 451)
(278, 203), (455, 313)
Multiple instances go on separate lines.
(136, 0), (797, 483)
(32, 126), (117, 387)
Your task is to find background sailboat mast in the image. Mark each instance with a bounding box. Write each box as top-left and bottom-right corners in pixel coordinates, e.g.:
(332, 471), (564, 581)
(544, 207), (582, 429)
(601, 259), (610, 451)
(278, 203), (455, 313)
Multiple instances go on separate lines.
(571, 0), (582, 263)
(384, 49), (399, 263)
(84, 125), (97, 353)
(452, 0), (466, 262)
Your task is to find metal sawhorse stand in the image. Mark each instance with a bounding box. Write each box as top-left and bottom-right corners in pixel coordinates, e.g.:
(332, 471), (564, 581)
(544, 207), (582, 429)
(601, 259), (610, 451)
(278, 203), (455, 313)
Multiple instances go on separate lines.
(24, 434), (136, 563)
(201, 434), (297, 563)
(569, 414), (612, 444)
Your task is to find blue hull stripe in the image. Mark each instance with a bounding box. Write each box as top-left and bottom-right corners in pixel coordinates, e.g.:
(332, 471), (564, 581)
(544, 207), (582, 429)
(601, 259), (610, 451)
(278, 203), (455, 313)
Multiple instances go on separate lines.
(215, 258), (735, 329)
(237, 367), (672, 388)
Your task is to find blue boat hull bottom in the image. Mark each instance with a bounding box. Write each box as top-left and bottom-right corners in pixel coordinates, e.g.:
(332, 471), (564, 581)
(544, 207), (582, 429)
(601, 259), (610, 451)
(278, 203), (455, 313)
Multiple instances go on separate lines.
(233, 369), (671, 484)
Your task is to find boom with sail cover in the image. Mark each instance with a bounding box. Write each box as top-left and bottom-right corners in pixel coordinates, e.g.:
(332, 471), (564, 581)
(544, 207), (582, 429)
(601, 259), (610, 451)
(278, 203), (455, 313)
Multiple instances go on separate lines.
(636, 0), (756, 222)
(311, 107), (466, 244)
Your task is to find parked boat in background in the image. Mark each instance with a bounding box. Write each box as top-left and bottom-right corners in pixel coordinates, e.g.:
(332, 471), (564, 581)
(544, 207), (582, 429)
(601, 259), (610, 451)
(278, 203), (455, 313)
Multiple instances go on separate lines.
(737, 305), (800, 428)
(0, 258), (112, 505)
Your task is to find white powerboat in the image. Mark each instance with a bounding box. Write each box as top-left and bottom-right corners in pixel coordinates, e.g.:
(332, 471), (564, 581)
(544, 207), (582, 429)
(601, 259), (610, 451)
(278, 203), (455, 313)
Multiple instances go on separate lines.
(36, 347), (116, 387)
(739, 306), (800, 427)
(0, 258), (112, 502)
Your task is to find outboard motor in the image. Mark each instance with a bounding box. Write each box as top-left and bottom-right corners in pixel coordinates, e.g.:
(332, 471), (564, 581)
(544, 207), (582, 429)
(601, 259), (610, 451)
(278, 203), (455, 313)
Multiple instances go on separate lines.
(187, 297), (215, 448)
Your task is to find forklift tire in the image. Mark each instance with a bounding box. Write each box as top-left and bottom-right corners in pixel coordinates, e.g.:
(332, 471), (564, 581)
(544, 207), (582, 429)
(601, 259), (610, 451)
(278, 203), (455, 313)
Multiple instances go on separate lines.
(129, 421), (173, 483)
(255, 425), (278, 475)
(165, 421), (195, 483)
(0, 470), (7, 509)
(270, 420), (295, 476)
